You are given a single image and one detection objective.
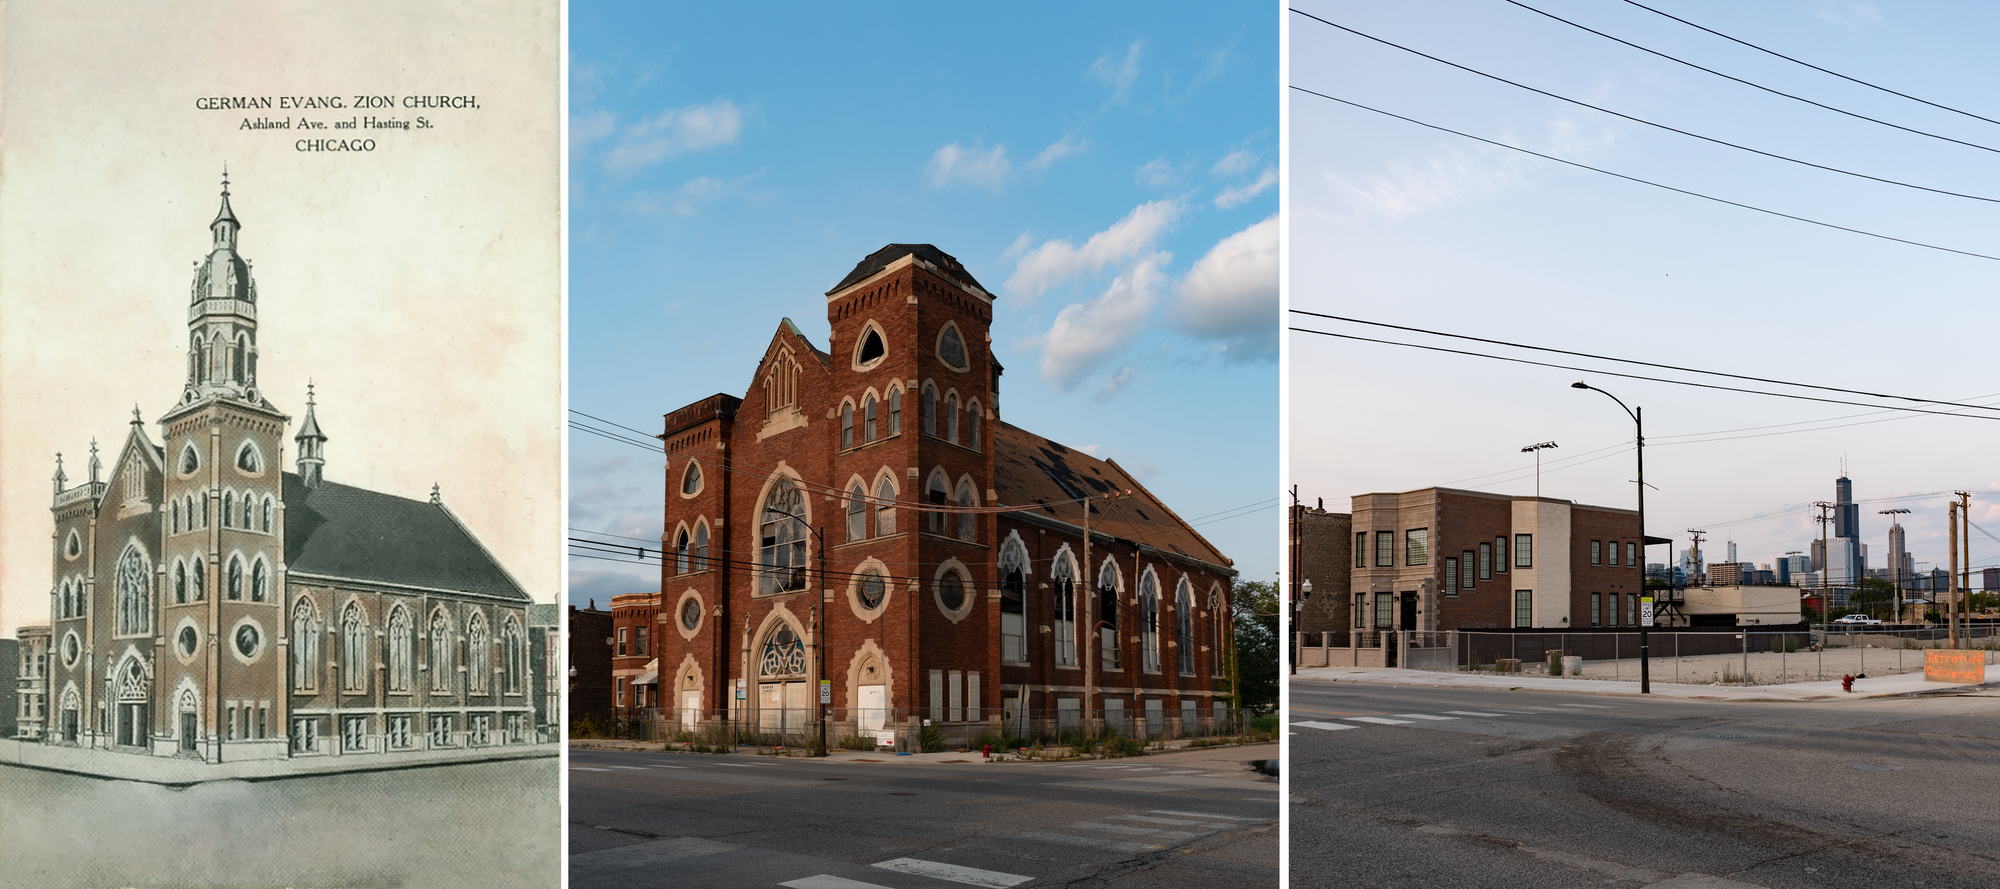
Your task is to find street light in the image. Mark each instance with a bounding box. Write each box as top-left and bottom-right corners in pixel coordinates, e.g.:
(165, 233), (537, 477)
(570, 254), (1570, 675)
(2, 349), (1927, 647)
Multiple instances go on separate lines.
(1292, 579), (1312, 676)
(1571, 382), (1650, 694)
(1521, 441), (1559, 499)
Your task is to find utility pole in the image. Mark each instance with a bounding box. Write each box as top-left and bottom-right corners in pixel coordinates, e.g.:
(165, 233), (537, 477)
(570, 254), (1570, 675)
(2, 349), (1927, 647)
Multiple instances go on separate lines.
(1686, 529), (1706, 587)
(1810, 502), (1834, 622)
(1949, 500), (1959, 649)
(1289, 486), (1300, 677)
(1958, 491), (1971, 647)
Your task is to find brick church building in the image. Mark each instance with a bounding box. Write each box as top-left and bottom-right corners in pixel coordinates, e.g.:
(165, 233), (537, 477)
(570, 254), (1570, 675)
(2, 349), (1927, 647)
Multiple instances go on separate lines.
(31, 178), (547, 764)
(654, 245), (1238, 745)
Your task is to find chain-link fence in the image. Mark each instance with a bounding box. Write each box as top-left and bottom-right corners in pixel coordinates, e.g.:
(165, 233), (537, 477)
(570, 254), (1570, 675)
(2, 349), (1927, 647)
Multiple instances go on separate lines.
(570, 705), (1253, 752)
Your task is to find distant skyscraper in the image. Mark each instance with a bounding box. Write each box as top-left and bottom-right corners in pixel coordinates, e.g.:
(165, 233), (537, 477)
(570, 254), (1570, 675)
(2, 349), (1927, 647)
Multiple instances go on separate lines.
(1887, 520), (1908, 588)
(1726, 541), (1737, 563)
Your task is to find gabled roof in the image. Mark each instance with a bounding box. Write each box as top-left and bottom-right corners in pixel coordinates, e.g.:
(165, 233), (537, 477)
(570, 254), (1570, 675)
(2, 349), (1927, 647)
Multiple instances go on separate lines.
(991, 421), (1232, 572)
(282, 473), (529, 601)
(828, 244), (986, 295)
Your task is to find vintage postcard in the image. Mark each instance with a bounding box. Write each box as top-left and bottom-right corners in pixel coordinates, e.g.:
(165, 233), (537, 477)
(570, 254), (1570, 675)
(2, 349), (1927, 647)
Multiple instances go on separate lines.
(0, 2), (561, 885)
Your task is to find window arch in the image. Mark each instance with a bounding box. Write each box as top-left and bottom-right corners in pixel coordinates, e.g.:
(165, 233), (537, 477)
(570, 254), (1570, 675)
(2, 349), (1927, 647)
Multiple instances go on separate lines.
(694, 521), (710, 571)
(846, 483), (868, 542)
(874, 476), (898, 536)
(115, 545), (151, 636)
(946, 392), (960, 444)
(1000, 536), (1029, 663)
(174, 560), (189, 605)
(675, 527), (691, 575)
(236, 441), (262, 473)
(968, 399), (982, 451)
(887, 386), (903, 436)
(429, 611), (454, 693)
(262, 496), (275, 533)
(191, 558), (205, 602)
(172, 499), (182, 534)
(758, 477), (809, 595)
(1209, 588), (1225, 677)
(955, 479), (977, 542)
(840, 401), (855, 450)
(1176, 579), (1196, 675)
(291, 600), (319, 692)
(855, 324), (887, 366)
(1139, 569), (1161, 673)
(466, 612), (490, 695)
(1098, 560), (1122, 670)
(340, 602), (368, 693)
(681, 461), (703, 496)
(1052, 550), (1078, 667)
(386, 605), (413, 693)
(222, 490), (235, 528)
(226, 555), (244, 601)
(501, 616), (525, 695)
(937, 322), (968, 370)
(863, 394), (878, 443)
(927, 472), (949, 535)
(759, 624), (806, 678)
(921, 385), (937, 437)
(251, 557), (269, 602)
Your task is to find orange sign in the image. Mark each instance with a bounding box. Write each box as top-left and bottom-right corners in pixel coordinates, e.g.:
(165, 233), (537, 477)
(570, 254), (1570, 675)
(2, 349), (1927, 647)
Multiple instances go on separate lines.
(1923, 649), (1988, 684)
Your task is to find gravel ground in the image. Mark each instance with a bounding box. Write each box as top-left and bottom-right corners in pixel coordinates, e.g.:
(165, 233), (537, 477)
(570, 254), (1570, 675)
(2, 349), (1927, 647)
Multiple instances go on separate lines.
(1511, 639), (2000, 686)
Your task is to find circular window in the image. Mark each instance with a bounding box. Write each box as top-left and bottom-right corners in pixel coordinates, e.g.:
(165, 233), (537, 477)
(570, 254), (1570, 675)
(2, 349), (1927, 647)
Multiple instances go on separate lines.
(234, 623), (261, 658)
(858, 571), (886, 609)
(61, 631), (80, 667)
(178, 626), (200, 658)
(681, 598), (702, 631)
(939, 573), (966, 611)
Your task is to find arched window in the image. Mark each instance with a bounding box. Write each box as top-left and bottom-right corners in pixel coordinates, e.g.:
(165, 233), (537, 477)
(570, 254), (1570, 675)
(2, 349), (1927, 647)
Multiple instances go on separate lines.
(501, 616), (525, 695)
(192, 558), (205, 602)
(675, 528), (690, 575)
(863, 395), (878, 442)
(262, 496), (274, 533)
(759, 625), (806, 678)
(1000, 538), (1028, 663)
(968, 400), (981, 451)
(429, 611), (454, 693)
(251, 558), (269, 602)
(340, 603), (368, 693)
(956, 480), (977, 542)
(1098, 561), (1121, 670)
(922, 386), (937, 437)
(1053, 553), (1077, 667)
(291, 601), (319, 692)
(840, 402), (855, 450)
(927, 474), (949, 535)
(1139, 571), (1161, 673)
(857, 327), (886, 364)
(174, 560), (188, 605)
(694, 522), (710, 571)
(467, 612), (490, 695)
(172, 500), (181, 534)
(386, 606), (413, 693)
(946, 394), (960, 444)
(227, 556), (243, 601)
(938, 323), (968, 369)
(681, 462), (703, 495)
(758, 478), (808, 595)
(1176, 579), (1196, 675)
(887, 387), (902, 435)
(880, 478), (904, 536)
(1209, 591), (1224, 677)
(232, 334), (246, 381)
(847, 484), (868, 542)
(237, 442), (260, 473)
(115, 545), (150, 636)
(222, 491), (235, 528)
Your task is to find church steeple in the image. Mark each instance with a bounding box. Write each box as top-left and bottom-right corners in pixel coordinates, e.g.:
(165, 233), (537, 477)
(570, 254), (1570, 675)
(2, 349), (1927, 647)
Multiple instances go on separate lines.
(182, 169), (262, 406)
(296, 383), (327, 487)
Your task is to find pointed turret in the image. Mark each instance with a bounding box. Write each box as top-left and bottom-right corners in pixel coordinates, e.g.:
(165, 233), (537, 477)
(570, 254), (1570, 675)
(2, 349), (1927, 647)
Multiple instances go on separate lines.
(296, 382), (327, 487)
(87, 439), (100, 485)
(52, 453), (66, 495)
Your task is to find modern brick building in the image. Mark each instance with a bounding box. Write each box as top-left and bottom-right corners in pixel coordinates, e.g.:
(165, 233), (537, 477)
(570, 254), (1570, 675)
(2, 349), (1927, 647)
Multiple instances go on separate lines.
(1348, 487), (1644, 633)
(654, 244), (1237, 745)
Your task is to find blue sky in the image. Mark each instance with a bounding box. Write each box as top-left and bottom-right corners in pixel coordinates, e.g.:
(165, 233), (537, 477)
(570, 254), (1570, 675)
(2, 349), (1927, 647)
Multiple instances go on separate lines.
(568, 2), (1280, 607)
(1291, 1), (2000, 582)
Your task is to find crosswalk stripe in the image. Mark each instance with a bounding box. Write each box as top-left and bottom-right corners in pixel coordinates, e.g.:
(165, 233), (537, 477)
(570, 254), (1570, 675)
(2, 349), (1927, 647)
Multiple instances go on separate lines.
(1016, 831), (1158, 853)
(1392, 714), (1456, 721)
(1342, 716), (1414, 725)
(1114, 814), (1228, 829)
(871, 858), (1033, 887)
(781, 876), (896, 889)
(1150, 809), (1261, 821)
(1561, 703), (1612, 708)
(1441, 711), (1507, 717)
(1075, 821), (1201, 840)
(1291, 721), (1355, 731)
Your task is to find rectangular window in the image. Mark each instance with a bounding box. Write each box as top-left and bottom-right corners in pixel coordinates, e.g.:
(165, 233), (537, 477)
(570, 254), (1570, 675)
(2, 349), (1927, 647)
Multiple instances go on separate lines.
(1443, 558), (1457, 598)
(1609, 541), (1620, 567)
(388, 715), (412, 749)
(616, 677), (626, 707)
(1591, 540), (1602, 566)
(1515, 590), (1532, 627)
(1462, 551), (1475, 589)
(342, 716), (368, 752)
(1374, 592), (1393, 630)
(1405, 528), (1429, 566)
(1515, 534), (1533, 568)
(1608, 592), (1619, 627)
(636, 627), (648, 657)
(1495, 537), (1508, 573)
(1591, 592), (1602, 627)
(1375, 531), (1394, 568)
(1628, 593), (1638, 626)
(929, 669), (945, 725)
(1354, 594), (1366, 629)
(1627, 542), (1636, 568)
(616, 628), (627, 657)
(1479, 542), (1492, 580)
(1355, 532), (1367, 568)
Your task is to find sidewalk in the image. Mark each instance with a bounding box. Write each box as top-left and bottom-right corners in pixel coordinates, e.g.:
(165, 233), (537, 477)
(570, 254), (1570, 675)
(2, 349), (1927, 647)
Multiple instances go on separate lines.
(570, 738), (1278, 767)
(1294, 665), (1998, 702)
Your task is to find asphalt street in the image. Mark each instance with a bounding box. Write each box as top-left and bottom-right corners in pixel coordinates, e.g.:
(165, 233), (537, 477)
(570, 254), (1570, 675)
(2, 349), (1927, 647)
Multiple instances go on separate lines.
(568, 743), (1278, 888)
(1290, 679), (2000, 889)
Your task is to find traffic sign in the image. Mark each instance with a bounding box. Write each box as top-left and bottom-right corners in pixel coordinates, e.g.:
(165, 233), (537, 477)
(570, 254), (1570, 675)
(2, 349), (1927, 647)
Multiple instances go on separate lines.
(1640, 597), (1654, 628)
(819, 679), (831, 704)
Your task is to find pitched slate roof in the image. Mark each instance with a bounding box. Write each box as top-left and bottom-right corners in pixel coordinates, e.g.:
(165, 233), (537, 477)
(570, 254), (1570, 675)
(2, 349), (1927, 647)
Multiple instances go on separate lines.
(281, 473), (529, 601)
(991, 421), (1232, 571)
(827, 244), (986, 295)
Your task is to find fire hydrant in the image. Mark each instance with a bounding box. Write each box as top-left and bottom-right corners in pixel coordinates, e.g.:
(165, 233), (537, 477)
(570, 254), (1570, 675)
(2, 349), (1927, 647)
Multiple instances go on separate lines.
(982, 744), (992, 759)
(1841, 674), (1855, 693)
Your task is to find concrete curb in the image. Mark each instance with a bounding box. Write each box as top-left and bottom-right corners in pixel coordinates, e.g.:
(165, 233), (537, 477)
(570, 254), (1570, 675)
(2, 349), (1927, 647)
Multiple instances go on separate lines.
(1292, 666), (1993, 703)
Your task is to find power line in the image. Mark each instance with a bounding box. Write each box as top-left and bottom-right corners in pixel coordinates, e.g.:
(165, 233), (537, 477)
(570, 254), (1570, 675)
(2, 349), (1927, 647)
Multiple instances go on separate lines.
(1289, 9), (2000, 204)
(1286, 85), (2000, 264)
(1620, 0), (2000, 130)
(1500, 0), (2000, 156)
(1291, 311), (2000, 414)
(1287, 324), (2000, 420)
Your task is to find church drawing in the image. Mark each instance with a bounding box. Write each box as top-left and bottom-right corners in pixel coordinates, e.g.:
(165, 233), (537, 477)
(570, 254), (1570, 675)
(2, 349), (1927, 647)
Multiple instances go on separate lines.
(26, 177), (548, 764)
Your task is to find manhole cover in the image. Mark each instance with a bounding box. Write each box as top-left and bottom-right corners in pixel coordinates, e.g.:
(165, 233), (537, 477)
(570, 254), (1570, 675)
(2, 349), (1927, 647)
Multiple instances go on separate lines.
(1853, 764), (1902, 771)
(1714, 733), (1750, 739)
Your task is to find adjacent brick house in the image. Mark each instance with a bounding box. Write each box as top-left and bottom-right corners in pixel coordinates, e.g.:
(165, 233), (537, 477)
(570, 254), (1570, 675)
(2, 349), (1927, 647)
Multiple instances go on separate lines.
(610, 592), (658, 713)
(1348, 488), (1644, 633)
(1290, 502), (1352, 635)
(566, 602), (612, 723)
(654, 244), (1237, 743)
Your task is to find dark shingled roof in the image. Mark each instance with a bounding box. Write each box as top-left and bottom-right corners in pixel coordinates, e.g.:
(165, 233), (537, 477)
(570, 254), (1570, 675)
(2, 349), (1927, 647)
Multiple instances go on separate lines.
(282, 473), (529, 601)
(828, 244), (986, 295)
(991, 421), (1231, 570)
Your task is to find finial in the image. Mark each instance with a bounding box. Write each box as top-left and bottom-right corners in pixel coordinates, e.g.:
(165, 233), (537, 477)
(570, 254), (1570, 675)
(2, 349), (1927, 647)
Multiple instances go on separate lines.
(131, 404), (143, 425)
(307, 379), (315, 405)
(87, 438), (101, 484)
(53, 452), (66, 492)
(221, 164), (230, 195)
(430, 483), (441, 505)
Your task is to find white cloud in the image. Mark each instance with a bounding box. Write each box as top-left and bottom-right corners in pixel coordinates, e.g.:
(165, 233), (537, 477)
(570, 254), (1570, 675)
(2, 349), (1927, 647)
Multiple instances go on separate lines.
(1096, 366), (1140, 400)
(1171, 215), (1277, 361)
(1815, 1), (1881, 29)
(628, 169), (765, 217)
(1320, 144), (1521, 220)
(602, 98), (744, 176)
(1136, 158), (1177, 189)
(929, 135), (1085, 191)
(1004, 200), (1181, 299)
(1212, 149), (1257, 177)
(1089, 40), (1144, 102)
(1213, 167), (1276, 209)
(570, 110), (617, 150)
(1029, 134), (1088, 170)
(1040, 253), (1170, 388)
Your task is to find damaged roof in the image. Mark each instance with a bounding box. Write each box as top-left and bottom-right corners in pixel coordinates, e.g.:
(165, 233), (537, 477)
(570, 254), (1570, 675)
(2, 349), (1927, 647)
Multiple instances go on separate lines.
(991, 420), (1231, 571)
(828, 244), (986, 295)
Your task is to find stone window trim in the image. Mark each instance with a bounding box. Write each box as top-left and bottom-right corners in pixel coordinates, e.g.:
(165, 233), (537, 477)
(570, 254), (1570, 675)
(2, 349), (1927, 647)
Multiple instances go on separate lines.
(851, 320), (890, 370)
(230, 615), (267, 666)
(935, 321), (971, 372)
(673, 589), (707, 641)
(847, 558), (894, 623)
(933, 559), (977, 623)
(754, 470), (811, 597)
(235, 438), (267, 478)
(999, 533), (1031, 666)
(678, 460), (704, 499)
(177, 441), (202, 478)
(172, 617), (204, 665)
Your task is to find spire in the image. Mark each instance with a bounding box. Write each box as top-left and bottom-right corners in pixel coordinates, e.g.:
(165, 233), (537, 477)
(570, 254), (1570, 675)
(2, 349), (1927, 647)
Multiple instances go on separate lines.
(87, 438), (100, 484)
(52, 452), (66, 494)
(212, 166), (240, 234)
(430, 483), (441, 505)
(295, 382), (327, 487)
(184, 170), (260, 404)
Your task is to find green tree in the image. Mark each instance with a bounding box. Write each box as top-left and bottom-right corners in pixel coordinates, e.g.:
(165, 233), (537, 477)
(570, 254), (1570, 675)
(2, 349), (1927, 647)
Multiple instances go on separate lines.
(1225, 579), (1279, 714)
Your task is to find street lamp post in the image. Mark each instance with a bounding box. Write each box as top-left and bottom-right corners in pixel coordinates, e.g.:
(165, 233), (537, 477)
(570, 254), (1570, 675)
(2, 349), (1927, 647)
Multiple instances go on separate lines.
(1292, 579), (1312, 676)
(1572, 382), (1649, 694)
(1521, 441), (1559, 499)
